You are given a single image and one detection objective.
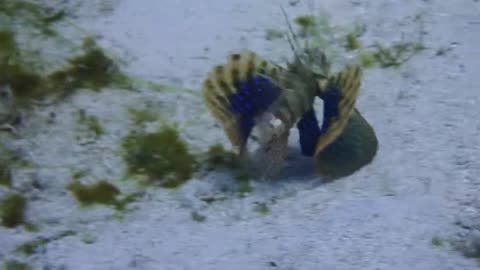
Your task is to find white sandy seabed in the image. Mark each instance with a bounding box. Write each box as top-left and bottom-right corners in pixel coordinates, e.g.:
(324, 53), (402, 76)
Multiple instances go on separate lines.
(1, 0), (480, 269)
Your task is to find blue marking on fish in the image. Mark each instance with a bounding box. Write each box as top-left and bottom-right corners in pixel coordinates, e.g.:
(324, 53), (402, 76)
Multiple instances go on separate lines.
(296, 109), (321, 156)
(297, 83), (343, 156)
(320, 84), (341, 132)
(228, 75), (282, 141)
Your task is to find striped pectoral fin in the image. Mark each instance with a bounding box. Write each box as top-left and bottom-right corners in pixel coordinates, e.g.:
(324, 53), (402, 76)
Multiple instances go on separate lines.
(314, 65), (362, 157)
(296, 108), (321, 156)
(228, 74), (283, 142)
(202, 51), (287, 153)
(202, 71), (283, 152)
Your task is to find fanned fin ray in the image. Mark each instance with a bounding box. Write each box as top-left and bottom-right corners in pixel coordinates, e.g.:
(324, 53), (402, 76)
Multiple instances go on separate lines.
(202, 50), (287, 154)
(313, 64), (362, 157)
(296, 108), (321, 156)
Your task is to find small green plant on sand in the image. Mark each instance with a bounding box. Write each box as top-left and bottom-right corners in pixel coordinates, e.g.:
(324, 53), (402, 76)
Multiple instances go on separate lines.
(4, 260), (30, 270)
(48, 39), (128, 93)
(128, 107), (159, 126)
(76, 109), (104, 139)
(453, 233), (480, 259)
(0, 2), (130, 110)
(368, 42), (426, 68)
(81, 233), (97, 244)
(67, 180), (142, 211)
(122, 125), (196, 188)
(0, 146), (31, 188)
(0, 161), (12, 187)
(67, 180), (120, 207)
(0, 30), (16, 58)
(203, 144), (238, 171)
(191, 211), (206, 222)
(235, 174), (252, 197)
(15, 238), (48, 256)
(294, 15), (317, 36)
(0, 193), (27, 228)
(67, 179), (143, 211)
(0, 33), (127, 109)
(345, 32), (362, 51)
(253, 202), (270, 216)
(359, 52), (376, 68)
(0, 57), (44, 107)
(15, 230), (76, 256)
(289, 11), (426, 70)
(431, 236), (444, 247)
(0, 0), (65, 36)
(72, 169), (88, 180)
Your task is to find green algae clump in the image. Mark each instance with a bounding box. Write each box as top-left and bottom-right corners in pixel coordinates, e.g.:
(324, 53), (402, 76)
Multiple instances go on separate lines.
(122, 126), (196, 188)
(235, 174), (252, 197)
(4, 260), (30, 270)
(15, 238), (48, 256)
(0, 193), (27, 228)
(67, 181), (120, 207)
(204, 144), (237, 171)
(0, 30), (16, 58)
(345, 32), (361, 51)
(0, 32), (125, 109)
(0, 162), (12, 187)
(359, 52), (376, 68)
(48, 41), (125, 93)
(76, 109), (104, 138)
(294, 15), (317, 37)
(294, 15), (316, 29)
(191, 211), (206, 222)
(0, 3), (131, 112)
(368, 42), (426, 68)
(0, 30), (44, 105)
(15, 230), (76, 256)
(0, 0), (63, 29)
(253, 202), (270, 216)
(0, 63), (44, 104)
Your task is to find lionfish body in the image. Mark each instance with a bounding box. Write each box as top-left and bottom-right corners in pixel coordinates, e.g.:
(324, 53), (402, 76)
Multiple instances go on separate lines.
(202, 50), (317, 148)
(202, 48), (363, 178)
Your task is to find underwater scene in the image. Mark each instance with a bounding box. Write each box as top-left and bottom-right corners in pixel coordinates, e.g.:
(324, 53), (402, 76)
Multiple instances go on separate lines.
(1, 0), (479, 269)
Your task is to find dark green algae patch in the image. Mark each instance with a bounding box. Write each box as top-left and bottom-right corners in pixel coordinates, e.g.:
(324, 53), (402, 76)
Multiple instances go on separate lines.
(67, 181), (120, 207)
(0, 161), (12, 187)
(121, 116), (248, 188)
(67, 180), (143, 211)
(122, 126), (197, 188)
(47, 38), (129, 93)
(0, 193), (27, 228)
(0, 0), (130, 111)
(0, 0), (65, 35)
(4, 260), (31, 270)
(203, 143), (238, 171)
(0, 34), (128, 108)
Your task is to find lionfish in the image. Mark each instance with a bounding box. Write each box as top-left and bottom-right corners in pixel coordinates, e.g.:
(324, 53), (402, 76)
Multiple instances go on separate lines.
(201, 9), (363, 179)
